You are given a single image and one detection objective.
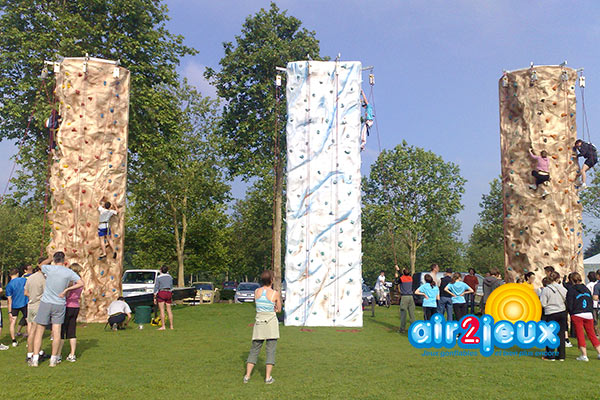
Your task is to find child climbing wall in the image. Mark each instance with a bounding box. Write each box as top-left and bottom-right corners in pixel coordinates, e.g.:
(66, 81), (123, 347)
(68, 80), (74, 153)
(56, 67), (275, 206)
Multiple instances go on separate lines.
(47, 57), (130, 323)
(499, 65), (583, 286)
(284, 61), (363, 327)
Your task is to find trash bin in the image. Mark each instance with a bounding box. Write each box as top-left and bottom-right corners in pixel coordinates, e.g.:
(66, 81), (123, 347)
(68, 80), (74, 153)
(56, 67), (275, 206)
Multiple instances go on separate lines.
(135, 306), (152, 324)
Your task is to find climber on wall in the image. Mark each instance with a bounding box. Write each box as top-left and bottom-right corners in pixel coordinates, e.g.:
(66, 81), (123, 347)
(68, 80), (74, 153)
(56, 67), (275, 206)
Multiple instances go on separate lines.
(573, 139), (597, 189)
(528, 148), (550, 195)
(98, 197), (118, 260)
(45, 109), (62, 158)
(360, 89), (373, 151)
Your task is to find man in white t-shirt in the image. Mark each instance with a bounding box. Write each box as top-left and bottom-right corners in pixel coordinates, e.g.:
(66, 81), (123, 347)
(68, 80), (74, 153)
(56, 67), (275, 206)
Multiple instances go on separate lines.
(375, 271), (386, 305)
(98, 198), (118, 259)
(107, 297), (132, 331)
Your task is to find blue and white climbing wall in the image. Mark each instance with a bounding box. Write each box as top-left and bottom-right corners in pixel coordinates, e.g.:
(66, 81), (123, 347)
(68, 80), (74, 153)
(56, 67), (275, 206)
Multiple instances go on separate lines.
(284, 61), (363, 327)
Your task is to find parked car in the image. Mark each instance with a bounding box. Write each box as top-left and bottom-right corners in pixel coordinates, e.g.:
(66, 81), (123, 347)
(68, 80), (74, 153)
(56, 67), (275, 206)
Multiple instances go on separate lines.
(188, 282), (219, 304)
(223, 281), (238, 291)
(362, 284), (374, 305)
(122, 269), (161, 297)
(234, 282), (260, 303)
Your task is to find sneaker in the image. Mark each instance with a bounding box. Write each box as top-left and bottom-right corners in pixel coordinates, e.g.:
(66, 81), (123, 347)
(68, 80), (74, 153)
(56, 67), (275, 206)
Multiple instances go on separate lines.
(29, 359), (38, 367)
(542, 357), (555, 361)
(66, 354), (76, 362)
(49, 359), (57, 367)
(243, 376), (250, 384)
(529, 184), (537, 190)
(265, 377), (275, 385)
(12, 340), (18, 347)
(57, 356), (62, 364)
(565, 341), (573, 348)
(0, 344), (8, 351)
(112, 324), (118, 332)
(576, 355), (589, 362)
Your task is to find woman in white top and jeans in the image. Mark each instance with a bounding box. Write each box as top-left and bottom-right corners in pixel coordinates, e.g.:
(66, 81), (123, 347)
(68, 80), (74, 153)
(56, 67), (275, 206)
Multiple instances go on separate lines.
(243, 270), (281, 384)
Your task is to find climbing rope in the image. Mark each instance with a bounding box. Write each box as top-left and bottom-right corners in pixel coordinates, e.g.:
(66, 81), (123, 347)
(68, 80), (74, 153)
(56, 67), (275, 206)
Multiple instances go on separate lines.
(579, 72), (592, 144)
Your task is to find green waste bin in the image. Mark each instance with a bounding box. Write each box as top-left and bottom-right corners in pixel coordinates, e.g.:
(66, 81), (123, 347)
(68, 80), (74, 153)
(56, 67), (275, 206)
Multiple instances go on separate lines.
(135, 306), (152, 324)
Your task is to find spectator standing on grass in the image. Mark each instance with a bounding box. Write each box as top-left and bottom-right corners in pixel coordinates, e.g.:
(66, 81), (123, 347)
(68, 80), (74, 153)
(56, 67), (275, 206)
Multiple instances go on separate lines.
(540, 271), (567, 361)
(482, 268), (504, 312)
(445, 273), (474, 321)
(374, 270), (386, 306)
(24, 261), (46, 363)
(586, 271), (599, 334)
(415, 274), (439, 320)
(394, 265), (414, 333)
(463, 268), (479, 315)
(0, 286), (7, 350)
(566, 272), (600, 362)
(57, 263), (84, 363)
(438, 269), (454, 321)
(154, 266), (174, 330)
(30, 252), (83, 367)
(6, 268), (29, 347)
(244, 270), (281, 385)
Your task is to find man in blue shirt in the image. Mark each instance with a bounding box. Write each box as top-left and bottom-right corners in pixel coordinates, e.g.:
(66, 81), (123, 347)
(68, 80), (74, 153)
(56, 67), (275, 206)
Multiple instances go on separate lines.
(30, 252), (83, 367)
(5, 268), (29, 348)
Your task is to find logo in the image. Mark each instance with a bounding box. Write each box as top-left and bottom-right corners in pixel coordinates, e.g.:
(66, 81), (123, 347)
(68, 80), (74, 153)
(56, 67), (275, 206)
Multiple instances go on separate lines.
(408, 284), (559, 357)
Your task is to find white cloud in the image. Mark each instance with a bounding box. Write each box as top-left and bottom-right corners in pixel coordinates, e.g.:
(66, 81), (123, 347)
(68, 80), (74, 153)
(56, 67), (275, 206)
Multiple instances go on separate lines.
(181, 61), (218, 99)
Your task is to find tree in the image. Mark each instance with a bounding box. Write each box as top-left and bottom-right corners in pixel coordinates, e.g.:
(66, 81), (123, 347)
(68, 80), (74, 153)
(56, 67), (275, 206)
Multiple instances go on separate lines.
(363, 141), (466, 274)
(584, 231), (600, 259)
(127, 82), (230, 286)
(466, 178), (504, 273)
(205, 2), (324, 290)
(0, 0), (195, 199)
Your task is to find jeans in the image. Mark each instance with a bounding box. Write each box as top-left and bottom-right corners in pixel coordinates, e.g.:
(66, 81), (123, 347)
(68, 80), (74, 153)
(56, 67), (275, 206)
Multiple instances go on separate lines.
(423, 307), (437, 320)
(465, 293), (476, 315)
(399, 296), (415, 330)
(437, 297), (453, 321)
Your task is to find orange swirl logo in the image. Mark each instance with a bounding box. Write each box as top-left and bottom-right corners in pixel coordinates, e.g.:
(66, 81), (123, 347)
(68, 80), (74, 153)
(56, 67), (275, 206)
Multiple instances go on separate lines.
(484, 283), (542, 323)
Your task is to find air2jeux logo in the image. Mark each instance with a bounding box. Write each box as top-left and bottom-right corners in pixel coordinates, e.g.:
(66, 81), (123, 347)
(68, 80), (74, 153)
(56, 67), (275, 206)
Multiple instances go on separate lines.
(408, 283), (560, 357)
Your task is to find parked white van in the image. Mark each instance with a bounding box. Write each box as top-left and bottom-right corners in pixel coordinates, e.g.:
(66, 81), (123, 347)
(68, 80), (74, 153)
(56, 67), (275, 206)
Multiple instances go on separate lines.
(122, 269), (161, 297)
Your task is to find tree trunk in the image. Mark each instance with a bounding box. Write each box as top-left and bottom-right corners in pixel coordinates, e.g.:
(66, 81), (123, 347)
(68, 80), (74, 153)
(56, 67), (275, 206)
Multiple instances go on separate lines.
(409, 240), (417, 275)
(170, 195), (187, 288)
(272, 155), (284, 291)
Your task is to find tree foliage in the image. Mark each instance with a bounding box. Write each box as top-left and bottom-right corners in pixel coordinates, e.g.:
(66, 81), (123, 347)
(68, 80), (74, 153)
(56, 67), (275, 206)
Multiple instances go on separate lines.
(363, 141), (466, 274)
(466, 178), (504, 273)
(0, 0), (195, 198)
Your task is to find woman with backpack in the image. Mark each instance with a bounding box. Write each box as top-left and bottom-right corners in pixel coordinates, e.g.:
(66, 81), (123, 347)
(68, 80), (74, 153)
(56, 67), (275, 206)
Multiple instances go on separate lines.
(540, 271), (568, 361)
(566, 272), (600, 361)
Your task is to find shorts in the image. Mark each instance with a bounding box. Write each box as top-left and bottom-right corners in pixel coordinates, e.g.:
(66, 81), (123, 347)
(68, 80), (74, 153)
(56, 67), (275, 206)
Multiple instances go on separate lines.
(11, 306), (28, 319)
(98, 227), (111, 237)
(27, 303), (40, 324)
(61, 307), (80, 339)
(35, 301), (66, 325)
(585, 157), (597, 169)
(156, 290), (172, 304)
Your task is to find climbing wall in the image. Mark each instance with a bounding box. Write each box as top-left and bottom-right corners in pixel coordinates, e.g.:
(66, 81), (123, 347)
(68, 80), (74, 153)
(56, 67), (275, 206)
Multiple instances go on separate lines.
(47, 57), (130, 322)
(499, 65), (583, 285)
(284, 61), (363, 327)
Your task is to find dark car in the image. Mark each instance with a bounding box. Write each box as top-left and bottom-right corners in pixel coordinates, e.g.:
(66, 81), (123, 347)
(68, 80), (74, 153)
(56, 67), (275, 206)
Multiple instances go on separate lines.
(223, 281), (238, 291)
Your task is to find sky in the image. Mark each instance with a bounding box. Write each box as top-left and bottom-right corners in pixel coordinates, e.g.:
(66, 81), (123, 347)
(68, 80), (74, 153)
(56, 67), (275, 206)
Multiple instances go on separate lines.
(2, 0), (600, 243)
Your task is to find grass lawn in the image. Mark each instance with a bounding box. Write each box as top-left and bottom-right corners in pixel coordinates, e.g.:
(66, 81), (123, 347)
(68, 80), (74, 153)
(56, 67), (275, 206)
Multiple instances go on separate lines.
(1, 303), (598, 399)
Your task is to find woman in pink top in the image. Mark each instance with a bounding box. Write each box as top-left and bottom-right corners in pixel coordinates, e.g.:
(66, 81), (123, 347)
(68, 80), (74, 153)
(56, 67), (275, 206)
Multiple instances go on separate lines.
(58, 263), (84, 362)
(529, 148), (550, 193)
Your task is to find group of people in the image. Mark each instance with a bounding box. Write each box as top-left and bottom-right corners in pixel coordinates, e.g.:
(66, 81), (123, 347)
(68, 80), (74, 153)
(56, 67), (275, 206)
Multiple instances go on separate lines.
(0, 251), (84, 367)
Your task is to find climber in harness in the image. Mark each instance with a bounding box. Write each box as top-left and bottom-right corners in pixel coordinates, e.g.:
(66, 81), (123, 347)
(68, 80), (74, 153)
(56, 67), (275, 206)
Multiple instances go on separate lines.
(574, 139), (597, 189)
(98, 197), (118, 260)
(528, 148), (550, 196)
(44, 110), (61, 151)
(360, 89), (374, 151)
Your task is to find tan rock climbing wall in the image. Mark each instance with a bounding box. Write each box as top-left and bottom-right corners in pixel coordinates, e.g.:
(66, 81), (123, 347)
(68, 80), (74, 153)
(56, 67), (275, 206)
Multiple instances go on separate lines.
(499, 66), (583, 285)
(47, 57), (130, 322)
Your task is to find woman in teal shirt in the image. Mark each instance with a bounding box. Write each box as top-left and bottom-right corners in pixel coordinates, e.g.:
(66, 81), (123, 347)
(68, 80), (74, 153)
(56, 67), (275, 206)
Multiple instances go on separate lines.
(415, 274), (440, 320)
(444, 273), (474, 321)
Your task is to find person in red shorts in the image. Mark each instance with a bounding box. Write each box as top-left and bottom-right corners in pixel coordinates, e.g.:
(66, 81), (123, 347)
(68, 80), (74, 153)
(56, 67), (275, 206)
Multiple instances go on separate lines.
(566, 272), (600, 361)
(154, 266), (174, 330)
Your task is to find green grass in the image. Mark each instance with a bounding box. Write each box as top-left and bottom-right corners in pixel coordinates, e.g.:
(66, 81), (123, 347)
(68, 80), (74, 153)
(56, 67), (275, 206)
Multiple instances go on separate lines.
(1, 304), (598, 399)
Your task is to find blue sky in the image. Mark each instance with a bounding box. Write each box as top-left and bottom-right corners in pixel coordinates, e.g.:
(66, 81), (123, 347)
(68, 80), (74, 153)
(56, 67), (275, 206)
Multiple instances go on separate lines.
(2, 0), (600, 242)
